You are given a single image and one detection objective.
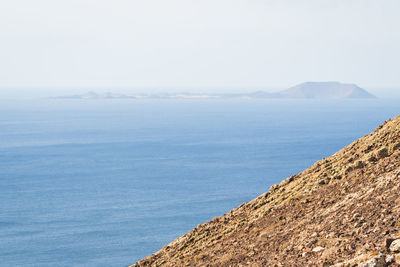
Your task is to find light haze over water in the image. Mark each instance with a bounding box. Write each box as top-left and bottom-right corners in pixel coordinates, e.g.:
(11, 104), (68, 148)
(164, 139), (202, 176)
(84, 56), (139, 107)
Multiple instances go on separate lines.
(1, 0), (400, 266)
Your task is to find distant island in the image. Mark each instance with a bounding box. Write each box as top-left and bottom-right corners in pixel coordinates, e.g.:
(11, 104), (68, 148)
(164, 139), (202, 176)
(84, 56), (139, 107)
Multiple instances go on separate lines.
(53, 82), (376, 99)
(279, 82), (375, 99)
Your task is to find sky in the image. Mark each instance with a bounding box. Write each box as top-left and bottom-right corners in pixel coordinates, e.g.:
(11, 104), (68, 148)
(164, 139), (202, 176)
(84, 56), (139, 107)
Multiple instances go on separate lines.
(0, 0), (399, 95)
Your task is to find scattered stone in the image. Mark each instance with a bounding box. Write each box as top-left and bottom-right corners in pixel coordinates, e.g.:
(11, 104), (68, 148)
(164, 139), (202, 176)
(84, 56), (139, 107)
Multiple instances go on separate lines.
(360, 255), (385, 267)
(311, 232), (318, 237)
(389, 239), (400, 253)
(386, 255), (395, 264)
(360, 258), (378, 267)
(386, 238), (397, 249)
(312, 246), (324, 253)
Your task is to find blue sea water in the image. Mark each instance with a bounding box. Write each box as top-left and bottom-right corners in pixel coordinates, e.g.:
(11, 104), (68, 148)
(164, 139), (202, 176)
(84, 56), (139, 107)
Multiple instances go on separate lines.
(0, 98), (398, 266)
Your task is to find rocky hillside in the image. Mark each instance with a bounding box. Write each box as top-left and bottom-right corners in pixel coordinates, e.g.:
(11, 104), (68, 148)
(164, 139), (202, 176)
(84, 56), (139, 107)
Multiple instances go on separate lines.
(133, 116), (400, 267)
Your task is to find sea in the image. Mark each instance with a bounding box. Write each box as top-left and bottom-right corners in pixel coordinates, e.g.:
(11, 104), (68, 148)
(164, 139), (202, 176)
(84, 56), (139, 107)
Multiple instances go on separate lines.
(0, 98), (399, 266)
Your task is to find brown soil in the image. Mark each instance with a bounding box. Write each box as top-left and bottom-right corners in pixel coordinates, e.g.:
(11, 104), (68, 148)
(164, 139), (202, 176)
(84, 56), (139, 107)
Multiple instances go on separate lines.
(132, 116), (400, 267)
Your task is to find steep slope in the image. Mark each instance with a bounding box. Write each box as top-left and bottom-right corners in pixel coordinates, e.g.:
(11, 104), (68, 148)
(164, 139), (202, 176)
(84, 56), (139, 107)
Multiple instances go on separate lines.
(133, 116), (400, 267)
(279, 82), (376, 99)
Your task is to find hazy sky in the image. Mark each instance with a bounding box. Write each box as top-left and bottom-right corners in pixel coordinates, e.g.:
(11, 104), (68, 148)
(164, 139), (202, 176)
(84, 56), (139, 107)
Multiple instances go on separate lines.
(0, 0), (399, 94)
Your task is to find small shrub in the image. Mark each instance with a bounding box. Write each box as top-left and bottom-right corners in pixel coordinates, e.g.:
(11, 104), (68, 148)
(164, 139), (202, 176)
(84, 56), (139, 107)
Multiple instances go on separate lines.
(368, 155), (377, 162)
(354, 160), (364, 169)
(393, 142), (400, 151)
(345, 166), (354, 173)
(377, 147), (389, 158)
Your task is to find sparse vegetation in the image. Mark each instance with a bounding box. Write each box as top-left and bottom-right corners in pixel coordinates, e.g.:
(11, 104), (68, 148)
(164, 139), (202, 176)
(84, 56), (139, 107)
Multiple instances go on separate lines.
(377, 147), (389, 158)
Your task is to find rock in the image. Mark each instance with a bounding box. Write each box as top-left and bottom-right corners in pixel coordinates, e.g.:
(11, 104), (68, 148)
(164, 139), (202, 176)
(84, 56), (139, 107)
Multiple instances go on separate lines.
(311, 232), (318, 237)
(321, 247), (337, 259)
(389, 239), (400, 252)
(360, 255), (385, 267)
(386, 255), (395, 263)
(312, 246), (324, 253)
(360, 259), (377, 267)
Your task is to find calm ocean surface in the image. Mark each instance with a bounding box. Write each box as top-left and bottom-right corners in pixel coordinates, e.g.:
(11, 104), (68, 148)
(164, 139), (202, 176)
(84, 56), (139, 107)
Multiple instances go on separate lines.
(0, 98), (398, 266)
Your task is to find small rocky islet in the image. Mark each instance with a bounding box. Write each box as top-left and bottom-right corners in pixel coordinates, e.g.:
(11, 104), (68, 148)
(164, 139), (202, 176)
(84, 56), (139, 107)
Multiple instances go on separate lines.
(133, 116), (400, 266)
(54, 81), (375, 100)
